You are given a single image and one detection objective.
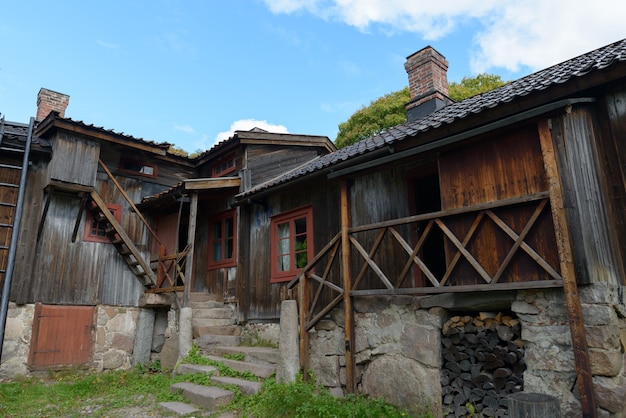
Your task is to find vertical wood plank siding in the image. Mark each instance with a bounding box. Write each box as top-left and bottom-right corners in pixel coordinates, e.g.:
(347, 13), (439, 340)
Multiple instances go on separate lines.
(48, 133), (99, 187)
(598, 88), (626, 284)
(246, 145), (321, 188)
(551, 105), (624, 285)
(241, 179), (340, 321)
(438, 126), (559, 285)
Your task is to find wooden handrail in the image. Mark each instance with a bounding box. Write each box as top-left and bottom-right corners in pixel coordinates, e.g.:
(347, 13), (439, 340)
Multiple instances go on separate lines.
(98, 158), (164, 248)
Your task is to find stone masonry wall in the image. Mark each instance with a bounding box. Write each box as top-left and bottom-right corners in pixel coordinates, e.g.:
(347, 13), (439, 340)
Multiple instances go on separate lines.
(514, 284), (626, 417)
(307, 296), (444, 417)
(0, 303), (152, 379)
(0, 302), (35, 379)
(304, 284), (626, 417)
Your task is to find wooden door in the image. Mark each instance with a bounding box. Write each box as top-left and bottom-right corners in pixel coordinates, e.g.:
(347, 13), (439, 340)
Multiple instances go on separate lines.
(28, 304), (95, 369)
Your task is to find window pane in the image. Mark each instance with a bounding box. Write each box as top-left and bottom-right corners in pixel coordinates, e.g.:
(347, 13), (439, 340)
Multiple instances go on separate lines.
(225, 238), (234, 259)
(213, 221), (223, 240)
(278, 254), (290, 272)
(277, 222), (290, 240)
(225, 217), (234, 238)
(212, 241), (222, 261)
(294, 217), (307, 235)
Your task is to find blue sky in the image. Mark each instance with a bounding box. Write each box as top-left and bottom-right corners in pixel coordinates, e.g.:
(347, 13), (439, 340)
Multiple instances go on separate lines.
(1, 1), (624, 153)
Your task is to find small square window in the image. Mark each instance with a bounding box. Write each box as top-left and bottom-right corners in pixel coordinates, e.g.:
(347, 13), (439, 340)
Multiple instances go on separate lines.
(83, 203), (122, 243)
(212, 154), (236, 177)
(120, 159), (157, 178)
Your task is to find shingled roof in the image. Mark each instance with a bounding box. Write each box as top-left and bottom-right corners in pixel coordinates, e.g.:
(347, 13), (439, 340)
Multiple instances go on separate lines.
(239, 38), (626, 199)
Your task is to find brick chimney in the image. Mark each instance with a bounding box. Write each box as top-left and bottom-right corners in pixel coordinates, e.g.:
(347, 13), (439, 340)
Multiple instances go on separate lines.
(36, 88), (70, 120)
(404, 46), (452, 122)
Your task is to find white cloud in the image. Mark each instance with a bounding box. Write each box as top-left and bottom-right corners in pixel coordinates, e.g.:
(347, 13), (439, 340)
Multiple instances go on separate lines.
(214, 119), (289, 144)
(174, 124), (196, 134)
(262, 0), (626, 74)
(97, 40), (119, 49)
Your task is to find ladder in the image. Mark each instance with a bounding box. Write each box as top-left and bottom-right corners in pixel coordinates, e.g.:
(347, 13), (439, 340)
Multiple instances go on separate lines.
(0, 116), (34, 360)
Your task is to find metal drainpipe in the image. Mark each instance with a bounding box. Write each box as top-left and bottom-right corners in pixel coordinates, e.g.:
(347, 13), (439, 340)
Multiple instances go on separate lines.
(0, 117), (34, 361)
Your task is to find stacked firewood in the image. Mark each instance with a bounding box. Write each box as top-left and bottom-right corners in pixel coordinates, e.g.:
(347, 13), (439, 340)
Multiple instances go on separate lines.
(441, 312), (525, 417)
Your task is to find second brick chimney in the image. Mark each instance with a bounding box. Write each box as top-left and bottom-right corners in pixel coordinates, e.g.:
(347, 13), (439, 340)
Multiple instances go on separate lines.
(36, 88), (70, 120)
(404, 46), (452, 122)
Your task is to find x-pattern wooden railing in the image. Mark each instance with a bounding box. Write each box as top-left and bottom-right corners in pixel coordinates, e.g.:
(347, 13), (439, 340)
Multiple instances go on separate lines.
(290, 191), (563, 331)
(154, 244), (190, 289)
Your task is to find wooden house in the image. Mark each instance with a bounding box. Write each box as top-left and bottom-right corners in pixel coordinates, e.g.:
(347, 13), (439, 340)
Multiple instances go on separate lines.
(0, 90), (334, 376)
(1, 36), (625, 416)
(232, 41), (626, 416)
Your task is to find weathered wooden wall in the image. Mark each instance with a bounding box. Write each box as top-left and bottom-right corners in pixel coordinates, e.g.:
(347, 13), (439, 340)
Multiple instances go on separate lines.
(551, 104), (625, 285)
(438, 125), (559, 285)
(48, 133), (99, 187)
(246, 145), (321, 189)
(597, 87), (626, 285)
(240, 178), (340, 321)
(11, 134), (194, 306)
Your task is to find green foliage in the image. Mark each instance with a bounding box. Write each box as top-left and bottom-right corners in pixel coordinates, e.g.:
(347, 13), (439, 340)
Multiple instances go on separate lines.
(448, 73), (506, 102)
(335, 87), (410, 149)
(233, 372), (415, 418)
(167, 144), (189, 157)
(334, 74), (506, 149)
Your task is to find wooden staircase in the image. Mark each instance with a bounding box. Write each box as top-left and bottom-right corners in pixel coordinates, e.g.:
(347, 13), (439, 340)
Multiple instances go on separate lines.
(87, 190), (156, 288)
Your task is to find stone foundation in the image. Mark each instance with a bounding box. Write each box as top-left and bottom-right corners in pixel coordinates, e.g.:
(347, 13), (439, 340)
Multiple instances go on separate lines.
(301, 283), (626, 417)
(0, 303), (176, 380)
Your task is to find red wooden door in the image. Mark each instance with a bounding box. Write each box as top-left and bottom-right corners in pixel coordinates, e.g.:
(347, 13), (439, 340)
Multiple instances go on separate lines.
(28, 304), (95, 369)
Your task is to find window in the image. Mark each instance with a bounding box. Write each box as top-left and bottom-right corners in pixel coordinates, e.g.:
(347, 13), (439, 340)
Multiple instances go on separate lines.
(120, 159), (157, 178)
(208, 209), (237, 269)
(212, 154), (235, 177)
(83, 203), (122, 243)
(271, 206), (314, 283)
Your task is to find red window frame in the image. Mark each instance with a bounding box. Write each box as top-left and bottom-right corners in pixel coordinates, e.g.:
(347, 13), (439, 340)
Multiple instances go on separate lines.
(120, 159), (158, 178)
(270, 206), (314, 283)
(212, 154), (236, 177)
(208, 209), (237, 269)
(83, 203), (122, 243)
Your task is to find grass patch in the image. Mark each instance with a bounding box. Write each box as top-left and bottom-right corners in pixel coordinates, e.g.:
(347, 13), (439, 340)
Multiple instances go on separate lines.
(0, 367), (185, 417)
(231, 372), (422, 418)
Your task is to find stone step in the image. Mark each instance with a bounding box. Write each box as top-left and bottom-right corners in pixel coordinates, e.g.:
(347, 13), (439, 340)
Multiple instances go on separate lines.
(206, 355), (276, 379)
(158, 401), (201, 415)
(193, 307), (234, 319)
(210, 375), (262, 395)
(170, 382), (234, 412)
(174, 363), (217, 376)
(193, 325), (242, 338)
(209, 346), (279, 365)
(187, 292), (218, 303)
(192, 318), (236, 328)
(197, 334), (242, 349)
(189, 300), (229, 310)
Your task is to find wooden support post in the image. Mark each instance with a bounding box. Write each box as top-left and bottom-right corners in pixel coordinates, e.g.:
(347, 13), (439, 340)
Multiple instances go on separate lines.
(183, 192), (198, 308)
(298, 272), (310, 380)
(538, 118), (597, 417)
(340, 179), (357, 394)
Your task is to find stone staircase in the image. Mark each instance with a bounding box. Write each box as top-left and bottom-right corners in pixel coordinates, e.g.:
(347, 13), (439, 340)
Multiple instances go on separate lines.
(159, 292), (279, 416)
(159, 344), (279, 416)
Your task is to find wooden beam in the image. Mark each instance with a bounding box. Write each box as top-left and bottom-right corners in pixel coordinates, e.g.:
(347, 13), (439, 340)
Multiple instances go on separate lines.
(340, 179), (357, 394)
(298, 272), (310, 378)
(537, 118), (597, 417)
(184, 177), (241, 190)
(183, 192), (198, 307)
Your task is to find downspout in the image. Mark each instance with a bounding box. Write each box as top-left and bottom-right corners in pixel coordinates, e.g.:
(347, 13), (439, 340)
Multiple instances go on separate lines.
(0, 117), (34, 360)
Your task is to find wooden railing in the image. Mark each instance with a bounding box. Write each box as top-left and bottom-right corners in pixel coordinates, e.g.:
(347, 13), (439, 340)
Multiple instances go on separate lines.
(290, 191), (563, 332)
(98, 159), (186, 291)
